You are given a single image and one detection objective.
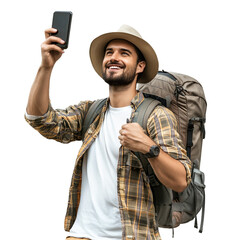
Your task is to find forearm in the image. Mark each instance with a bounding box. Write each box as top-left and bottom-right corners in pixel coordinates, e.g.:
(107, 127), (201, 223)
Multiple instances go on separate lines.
(147, 149), (187, 192)
(119, 104), (192, 192)
(130, 133), (188, 192)
(26, 66), (53, 116)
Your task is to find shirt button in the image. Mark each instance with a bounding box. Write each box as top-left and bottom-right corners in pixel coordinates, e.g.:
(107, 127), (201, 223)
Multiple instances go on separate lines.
(126, 235), (135, 239)
(88, 128), (93, 134)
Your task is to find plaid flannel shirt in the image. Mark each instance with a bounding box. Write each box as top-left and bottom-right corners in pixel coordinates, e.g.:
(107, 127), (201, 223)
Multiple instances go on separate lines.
(25, 92), (191, 240)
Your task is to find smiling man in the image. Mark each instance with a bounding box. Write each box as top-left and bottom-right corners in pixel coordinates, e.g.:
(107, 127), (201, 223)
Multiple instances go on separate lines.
(25, 25), (191, 240)
(102, 39), (145, 87)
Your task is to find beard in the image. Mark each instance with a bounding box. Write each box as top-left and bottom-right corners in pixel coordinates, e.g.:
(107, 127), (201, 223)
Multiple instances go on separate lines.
(102, 63), (137, 86)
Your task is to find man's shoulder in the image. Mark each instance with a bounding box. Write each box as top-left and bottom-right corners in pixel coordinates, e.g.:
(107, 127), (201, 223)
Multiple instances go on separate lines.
(148, 104), (177, 124)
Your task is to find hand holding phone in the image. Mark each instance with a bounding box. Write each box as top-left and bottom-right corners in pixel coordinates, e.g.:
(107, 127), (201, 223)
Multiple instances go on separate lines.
(51, 11), (72, 49)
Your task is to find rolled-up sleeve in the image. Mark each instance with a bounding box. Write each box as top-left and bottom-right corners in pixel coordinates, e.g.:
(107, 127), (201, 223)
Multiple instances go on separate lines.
(25, 100), (93, 143)
(147, 105), (192, 185)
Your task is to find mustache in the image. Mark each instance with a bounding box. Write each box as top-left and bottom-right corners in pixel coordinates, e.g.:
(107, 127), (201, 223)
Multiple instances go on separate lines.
(105, 60), (125, 68)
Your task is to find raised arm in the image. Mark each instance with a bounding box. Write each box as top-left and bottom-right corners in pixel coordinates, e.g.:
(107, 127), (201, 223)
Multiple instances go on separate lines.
(26, 28), (65, 116)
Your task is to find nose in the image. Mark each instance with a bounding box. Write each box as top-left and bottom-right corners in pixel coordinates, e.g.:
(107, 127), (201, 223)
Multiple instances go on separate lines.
(109, 51), (120, 62)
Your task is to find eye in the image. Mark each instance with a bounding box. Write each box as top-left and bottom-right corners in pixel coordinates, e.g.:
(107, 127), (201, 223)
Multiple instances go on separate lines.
(105, 50), (113, 56)
(122, 51), (129, 56)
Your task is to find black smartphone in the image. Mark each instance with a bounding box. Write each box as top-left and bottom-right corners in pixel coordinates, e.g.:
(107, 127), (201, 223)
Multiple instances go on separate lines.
(51, 11), (72, 49)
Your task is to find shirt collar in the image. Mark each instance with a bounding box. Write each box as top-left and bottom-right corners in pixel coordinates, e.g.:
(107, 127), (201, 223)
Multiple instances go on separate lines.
(104, 91), (145, 111)
(130, 91), (145, 110)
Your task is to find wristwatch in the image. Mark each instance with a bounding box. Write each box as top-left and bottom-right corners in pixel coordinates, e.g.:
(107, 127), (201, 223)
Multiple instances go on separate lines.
(144, 145), (160, 158)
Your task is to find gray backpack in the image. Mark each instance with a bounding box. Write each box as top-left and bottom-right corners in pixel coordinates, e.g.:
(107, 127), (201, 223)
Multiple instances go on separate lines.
(137, 71), (206, 235)
(82, 70), (207, 236)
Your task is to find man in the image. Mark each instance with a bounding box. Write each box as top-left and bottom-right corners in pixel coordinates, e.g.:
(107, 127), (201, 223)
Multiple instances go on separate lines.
(25, 25), (191, 240)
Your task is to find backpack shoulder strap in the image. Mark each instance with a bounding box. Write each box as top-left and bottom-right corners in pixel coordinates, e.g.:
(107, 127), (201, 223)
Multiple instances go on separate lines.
(132, 97), (161, 132)
(81, 98), (107, 139)
(132, 97), (161, 180)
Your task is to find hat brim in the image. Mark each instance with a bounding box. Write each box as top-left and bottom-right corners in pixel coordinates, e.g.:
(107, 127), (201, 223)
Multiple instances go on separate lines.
(89, 31), (158, 83)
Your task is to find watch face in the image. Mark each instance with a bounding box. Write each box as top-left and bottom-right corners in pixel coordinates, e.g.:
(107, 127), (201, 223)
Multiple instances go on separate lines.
(153, 147), (159, 155)
(150, 146), (160, 157)
(145, 145), (160, 158)
(152, 145), (160, 156)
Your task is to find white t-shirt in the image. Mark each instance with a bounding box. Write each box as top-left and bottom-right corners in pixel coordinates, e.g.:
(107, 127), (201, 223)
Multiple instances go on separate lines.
(69, 105), (132, 240)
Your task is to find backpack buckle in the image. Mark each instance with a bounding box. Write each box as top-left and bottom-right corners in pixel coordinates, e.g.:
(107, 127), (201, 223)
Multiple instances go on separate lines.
(193, 168), (205, 188)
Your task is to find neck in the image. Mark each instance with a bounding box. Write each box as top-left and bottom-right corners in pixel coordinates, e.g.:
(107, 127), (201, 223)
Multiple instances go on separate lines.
(108, 81), (137, 108)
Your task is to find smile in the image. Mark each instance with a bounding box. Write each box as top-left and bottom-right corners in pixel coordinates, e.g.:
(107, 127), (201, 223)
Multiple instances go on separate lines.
(109, 66), (121, 70)
(108, 66), (121, 71)
(106, 62), (125, 70)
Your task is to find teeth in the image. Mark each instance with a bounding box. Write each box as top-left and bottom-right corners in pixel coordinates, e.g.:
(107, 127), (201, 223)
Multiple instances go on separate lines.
(109, 66), (120, 69)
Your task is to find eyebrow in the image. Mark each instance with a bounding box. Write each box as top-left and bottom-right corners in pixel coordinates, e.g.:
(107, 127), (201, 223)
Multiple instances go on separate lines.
(105, 47), (133, 55)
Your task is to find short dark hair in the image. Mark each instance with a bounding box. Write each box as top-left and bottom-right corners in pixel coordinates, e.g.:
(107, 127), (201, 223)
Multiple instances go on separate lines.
(134, 45), (145, 82)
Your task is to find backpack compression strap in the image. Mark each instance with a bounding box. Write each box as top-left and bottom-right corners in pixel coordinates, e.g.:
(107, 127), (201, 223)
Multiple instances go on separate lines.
(81, 98), (107, 139)
(186, 117), (206, 159)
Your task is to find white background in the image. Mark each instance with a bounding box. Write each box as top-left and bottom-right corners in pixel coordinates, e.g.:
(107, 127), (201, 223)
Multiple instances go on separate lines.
(1, 0), (239, 239)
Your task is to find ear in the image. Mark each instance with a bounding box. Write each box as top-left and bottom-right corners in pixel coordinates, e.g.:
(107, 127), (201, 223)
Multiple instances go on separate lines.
(136, 61), (146, 74)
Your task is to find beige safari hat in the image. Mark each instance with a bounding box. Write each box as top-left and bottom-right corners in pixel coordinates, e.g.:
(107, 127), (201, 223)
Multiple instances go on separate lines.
(89, 25), (159, 83)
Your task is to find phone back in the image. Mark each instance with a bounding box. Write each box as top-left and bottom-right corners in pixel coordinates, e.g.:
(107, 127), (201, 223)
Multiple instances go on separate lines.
(52, 11), (72, 49)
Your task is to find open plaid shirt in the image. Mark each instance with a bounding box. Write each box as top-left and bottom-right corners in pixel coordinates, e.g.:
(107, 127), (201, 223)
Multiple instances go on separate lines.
(25, 92), (191, 240)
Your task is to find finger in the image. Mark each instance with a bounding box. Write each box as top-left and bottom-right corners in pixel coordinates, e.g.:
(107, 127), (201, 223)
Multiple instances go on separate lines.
(119, 129), (127, 136)
(45, 36), (65, 45)
(121, 123), (128, 130)
(118, 135), (126, 145)
(119, 129), (124, 135)
(41, 42), (64, 54)
(44, 28), (58, 39)
(118, 135), (123, 140)
(118, 135), (123, 145)
(119, 138), (124, 146)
